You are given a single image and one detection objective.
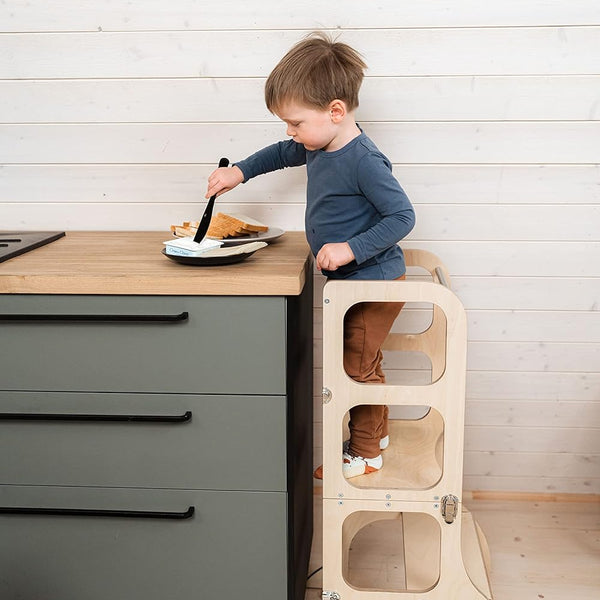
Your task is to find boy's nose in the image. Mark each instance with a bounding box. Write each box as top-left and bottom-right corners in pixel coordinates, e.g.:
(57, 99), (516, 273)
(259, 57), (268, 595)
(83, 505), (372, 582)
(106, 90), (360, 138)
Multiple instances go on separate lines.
(286, 125), (296, 137)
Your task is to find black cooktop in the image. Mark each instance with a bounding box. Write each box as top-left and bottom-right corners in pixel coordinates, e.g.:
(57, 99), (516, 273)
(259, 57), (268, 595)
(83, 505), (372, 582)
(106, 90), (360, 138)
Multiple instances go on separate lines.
(0, 231), (66, 263)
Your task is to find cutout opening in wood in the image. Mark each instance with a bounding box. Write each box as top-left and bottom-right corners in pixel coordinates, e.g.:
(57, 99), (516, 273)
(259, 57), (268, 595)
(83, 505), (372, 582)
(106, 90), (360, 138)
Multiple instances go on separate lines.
(342, 408), (444, 491)
(342, 300), (447, 387)
(342, 510), (441, 593)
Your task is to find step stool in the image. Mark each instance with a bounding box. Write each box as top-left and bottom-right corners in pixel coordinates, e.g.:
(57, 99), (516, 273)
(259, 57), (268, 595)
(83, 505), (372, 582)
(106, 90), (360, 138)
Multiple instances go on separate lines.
(321, 249), (493, 600)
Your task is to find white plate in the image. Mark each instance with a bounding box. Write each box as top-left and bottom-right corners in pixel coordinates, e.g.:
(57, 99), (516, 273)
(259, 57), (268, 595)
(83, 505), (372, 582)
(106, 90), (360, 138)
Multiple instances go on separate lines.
(218, 227), (285, 246)
(161, 241), (267, 266)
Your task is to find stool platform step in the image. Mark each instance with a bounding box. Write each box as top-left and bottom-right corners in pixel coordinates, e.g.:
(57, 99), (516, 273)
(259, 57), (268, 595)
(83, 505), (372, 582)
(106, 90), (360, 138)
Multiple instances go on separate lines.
(347, 413), (443, 490)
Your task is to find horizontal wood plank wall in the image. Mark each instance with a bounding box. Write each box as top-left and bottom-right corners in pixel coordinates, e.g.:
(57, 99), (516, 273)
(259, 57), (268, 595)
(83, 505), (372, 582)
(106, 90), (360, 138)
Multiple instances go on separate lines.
(1, 1), (599, 494)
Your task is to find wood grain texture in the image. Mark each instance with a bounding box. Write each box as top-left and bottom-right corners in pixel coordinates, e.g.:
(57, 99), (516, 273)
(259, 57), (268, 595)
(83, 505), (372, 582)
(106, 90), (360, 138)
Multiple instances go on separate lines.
(3, 122), (599, 164)
(0, 231), (310, 296)
(1, 3), (599, 495)
(307, 490), (600, 600)
(4, 0), (600, 31)
(3, 165), (599, 206)
(2, 28), (598, 78)
(3, 76), (600, 123)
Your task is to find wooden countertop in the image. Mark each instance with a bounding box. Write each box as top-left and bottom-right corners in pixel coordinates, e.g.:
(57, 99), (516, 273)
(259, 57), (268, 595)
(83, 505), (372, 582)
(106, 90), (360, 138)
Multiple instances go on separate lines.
(0, 231), (311, 296)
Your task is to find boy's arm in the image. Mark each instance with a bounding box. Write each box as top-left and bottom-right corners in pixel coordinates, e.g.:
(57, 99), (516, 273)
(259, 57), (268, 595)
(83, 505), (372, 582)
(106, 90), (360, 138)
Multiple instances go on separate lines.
(235, 139), (307, 182)
(205, 139), (306, 198)
(347, 153), (415, 265)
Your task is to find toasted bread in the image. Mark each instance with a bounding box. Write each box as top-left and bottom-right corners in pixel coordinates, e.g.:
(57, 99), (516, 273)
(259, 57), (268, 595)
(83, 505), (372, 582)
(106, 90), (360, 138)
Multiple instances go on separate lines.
(206, 213), (269, 239)
(171, 213), (268, 240)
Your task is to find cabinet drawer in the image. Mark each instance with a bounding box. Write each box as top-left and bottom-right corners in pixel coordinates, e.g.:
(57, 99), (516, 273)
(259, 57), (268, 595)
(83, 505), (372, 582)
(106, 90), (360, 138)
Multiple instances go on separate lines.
(0, 295), (286, 394)
(0, 391), (287, 491)
(0, 485), (288, 600)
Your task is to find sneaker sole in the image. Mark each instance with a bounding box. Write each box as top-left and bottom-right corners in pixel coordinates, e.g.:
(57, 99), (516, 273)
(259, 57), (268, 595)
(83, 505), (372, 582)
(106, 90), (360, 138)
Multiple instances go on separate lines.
(314, 461), (381, 480)
(343, 462), (380, 479)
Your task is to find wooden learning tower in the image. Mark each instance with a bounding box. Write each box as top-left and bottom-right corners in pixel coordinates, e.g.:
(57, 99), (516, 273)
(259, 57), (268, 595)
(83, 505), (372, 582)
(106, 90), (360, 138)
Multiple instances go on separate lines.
(321, 250), (493, 600)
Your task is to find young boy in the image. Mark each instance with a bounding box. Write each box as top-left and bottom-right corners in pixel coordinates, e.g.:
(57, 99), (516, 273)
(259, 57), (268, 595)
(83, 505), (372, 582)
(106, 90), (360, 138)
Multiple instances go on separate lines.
(205, 32), (415, 478)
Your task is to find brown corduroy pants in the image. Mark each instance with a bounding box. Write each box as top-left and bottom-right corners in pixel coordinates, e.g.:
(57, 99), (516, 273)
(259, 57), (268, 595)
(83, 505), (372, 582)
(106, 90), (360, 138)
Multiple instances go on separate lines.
(343, 277), (405, 459)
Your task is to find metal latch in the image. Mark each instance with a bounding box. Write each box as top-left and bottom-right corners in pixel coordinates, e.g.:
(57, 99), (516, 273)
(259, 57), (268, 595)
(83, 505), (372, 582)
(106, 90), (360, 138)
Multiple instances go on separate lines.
(441, 494), (459, 524)
(322, 387), (332, 404)
(322, 592), (341, 600)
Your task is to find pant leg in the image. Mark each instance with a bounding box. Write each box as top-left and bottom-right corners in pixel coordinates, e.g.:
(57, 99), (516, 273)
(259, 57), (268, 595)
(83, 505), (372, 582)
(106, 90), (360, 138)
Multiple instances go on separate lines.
(381, 405), (389, 440)
(344, 294), (404, 458)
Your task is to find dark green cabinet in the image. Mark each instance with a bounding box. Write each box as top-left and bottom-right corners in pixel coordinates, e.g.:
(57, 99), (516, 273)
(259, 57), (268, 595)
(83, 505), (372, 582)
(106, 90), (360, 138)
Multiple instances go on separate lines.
(0, 287), (313, 600)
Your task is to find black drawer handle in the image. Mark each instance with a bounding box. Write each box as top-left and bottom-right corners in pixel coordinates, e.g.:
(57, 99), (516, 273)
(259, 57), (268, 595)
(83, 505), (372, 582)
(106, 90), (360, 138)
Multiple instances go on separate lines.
(0, 411), (192, 423)
(0, 506), (195, 520)
(0, 311), (189, 323)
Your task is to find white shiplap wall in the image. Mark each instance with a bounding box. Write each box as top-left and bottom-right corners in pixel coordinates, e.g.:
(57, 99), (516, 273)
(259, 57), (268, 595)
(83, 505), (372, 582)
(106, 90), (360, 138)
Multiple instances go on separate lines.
(1, 1), (599, 494)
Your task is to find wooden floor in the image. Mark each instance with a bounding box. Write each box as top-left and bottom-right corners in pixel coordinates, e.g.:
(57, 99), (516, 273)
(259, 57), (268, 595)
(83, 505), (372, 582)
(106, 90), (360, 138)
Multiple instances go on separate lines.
(305, 491), (600, 600)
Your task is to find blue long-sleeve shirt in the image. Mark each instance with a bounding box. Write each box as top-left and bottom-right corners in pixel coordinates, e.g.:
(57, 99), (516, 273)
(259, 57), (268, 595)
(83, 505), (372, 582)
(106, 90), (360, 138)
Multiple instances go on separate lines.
(235, 130), (415, 280)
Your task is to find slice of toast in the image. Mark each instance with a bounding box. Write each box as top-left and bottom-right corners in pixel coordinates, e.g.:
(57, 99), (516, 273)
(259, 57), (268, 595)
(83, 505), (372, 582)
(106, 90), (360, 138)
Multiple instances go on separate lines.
(171, 225), (196, 238)
(171, 213), (269, 239)
(206, 213), (269, 239)
(226, 214), (269, 233)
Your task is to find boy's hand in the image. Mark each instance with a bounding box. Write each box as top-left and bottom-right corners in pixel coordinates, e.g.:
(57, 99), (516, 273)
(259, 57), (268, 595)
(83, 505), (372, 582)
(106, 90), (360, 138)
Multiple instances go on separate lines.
(316, 242), (355, 272)
(205, 165), (244, 198)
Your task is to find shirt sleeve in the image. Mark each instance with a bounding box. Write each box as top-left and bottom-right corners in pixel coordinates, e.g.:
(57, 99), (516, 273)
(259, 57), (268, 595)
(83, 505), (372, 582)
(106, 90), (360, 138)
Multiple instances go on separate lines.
(347, 152), (416, 265)
(235, 139), (307, 182)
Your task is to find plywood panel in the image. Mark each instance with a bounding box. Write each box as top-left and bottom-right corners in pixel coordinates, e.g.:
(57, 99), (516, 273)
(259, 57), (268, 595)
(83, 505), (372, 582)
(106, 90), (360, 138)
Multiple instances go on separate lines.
(2, 122), (599, 164)
(466, 371), (600, 402)
(465, 451), (600, 478)
(399, 165), (600, 205)
(402, 241), (600, 277)
(0, 165), (307, 205)
(3, 164), (599, 205)
(4, 0), (599, 31)
(464, 425), (599, 453)
(412, 205), (600, 241)
(0, 202), (306, 232)
(466, 400), (600, 428)
(463, 475), (600, 493)
(466, 310), (600, 342)
(4, 76), (600, 122)
(451, 276), (600, 310)
(466, 341), (600, 372)
(2, 28), (599, 78)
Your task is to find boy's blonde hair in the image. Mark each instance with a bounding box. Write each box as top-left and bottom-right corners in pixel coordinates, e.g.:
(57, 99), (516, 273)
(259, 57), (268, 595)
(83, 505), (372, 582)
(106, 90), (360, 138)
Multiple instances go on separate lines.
(265, 32), (367, 114)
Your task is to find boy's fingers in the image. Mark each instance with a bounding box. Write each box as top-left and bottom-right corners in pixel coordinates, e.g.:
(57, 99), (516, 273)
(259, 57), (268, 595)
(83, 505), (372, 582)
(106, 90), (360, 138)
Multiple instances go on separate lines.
(205, 169), (223, 197)
(205, 180), (223, 198)
(316, 251), (329, 271)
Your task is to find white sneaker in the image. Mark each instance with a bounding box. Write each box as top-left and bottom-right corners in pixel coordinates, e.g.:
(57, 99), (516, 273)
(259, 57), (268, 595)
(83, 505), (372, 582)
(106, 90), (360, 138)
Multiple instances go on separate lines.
(343, 435), (389, 453)
(313, 447), (386, 481)
(342, 452), (383, 478)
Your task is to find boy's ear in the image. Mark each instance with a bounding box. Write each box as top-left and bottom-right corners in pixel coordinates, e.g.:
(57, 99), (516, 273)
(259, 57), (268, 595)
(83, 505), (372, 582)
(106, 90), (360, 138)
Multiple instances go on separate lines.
(328, 99), (346, 123)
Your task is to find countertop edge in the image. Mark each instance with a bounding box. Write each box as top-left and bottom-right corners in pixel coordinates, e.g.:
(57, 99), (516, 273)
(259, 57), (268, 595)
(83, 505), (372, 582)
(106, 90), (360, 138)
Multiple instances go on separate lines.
(0, 232), (312, 296)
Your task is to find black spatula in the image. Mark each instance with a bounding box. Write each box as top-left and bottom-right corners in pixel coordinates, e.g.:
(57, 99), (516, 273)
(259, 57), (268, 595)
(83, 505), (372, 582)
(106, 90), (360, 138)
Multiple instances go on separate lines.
(194, 157), (230, 243)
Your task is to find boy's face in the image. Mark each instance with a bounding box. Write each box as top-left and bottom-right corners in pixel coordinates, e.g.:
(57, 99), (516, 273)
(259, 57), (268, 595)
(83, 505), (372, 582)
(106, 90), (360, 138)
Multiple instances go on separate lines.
(275, 102), (337, 152)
